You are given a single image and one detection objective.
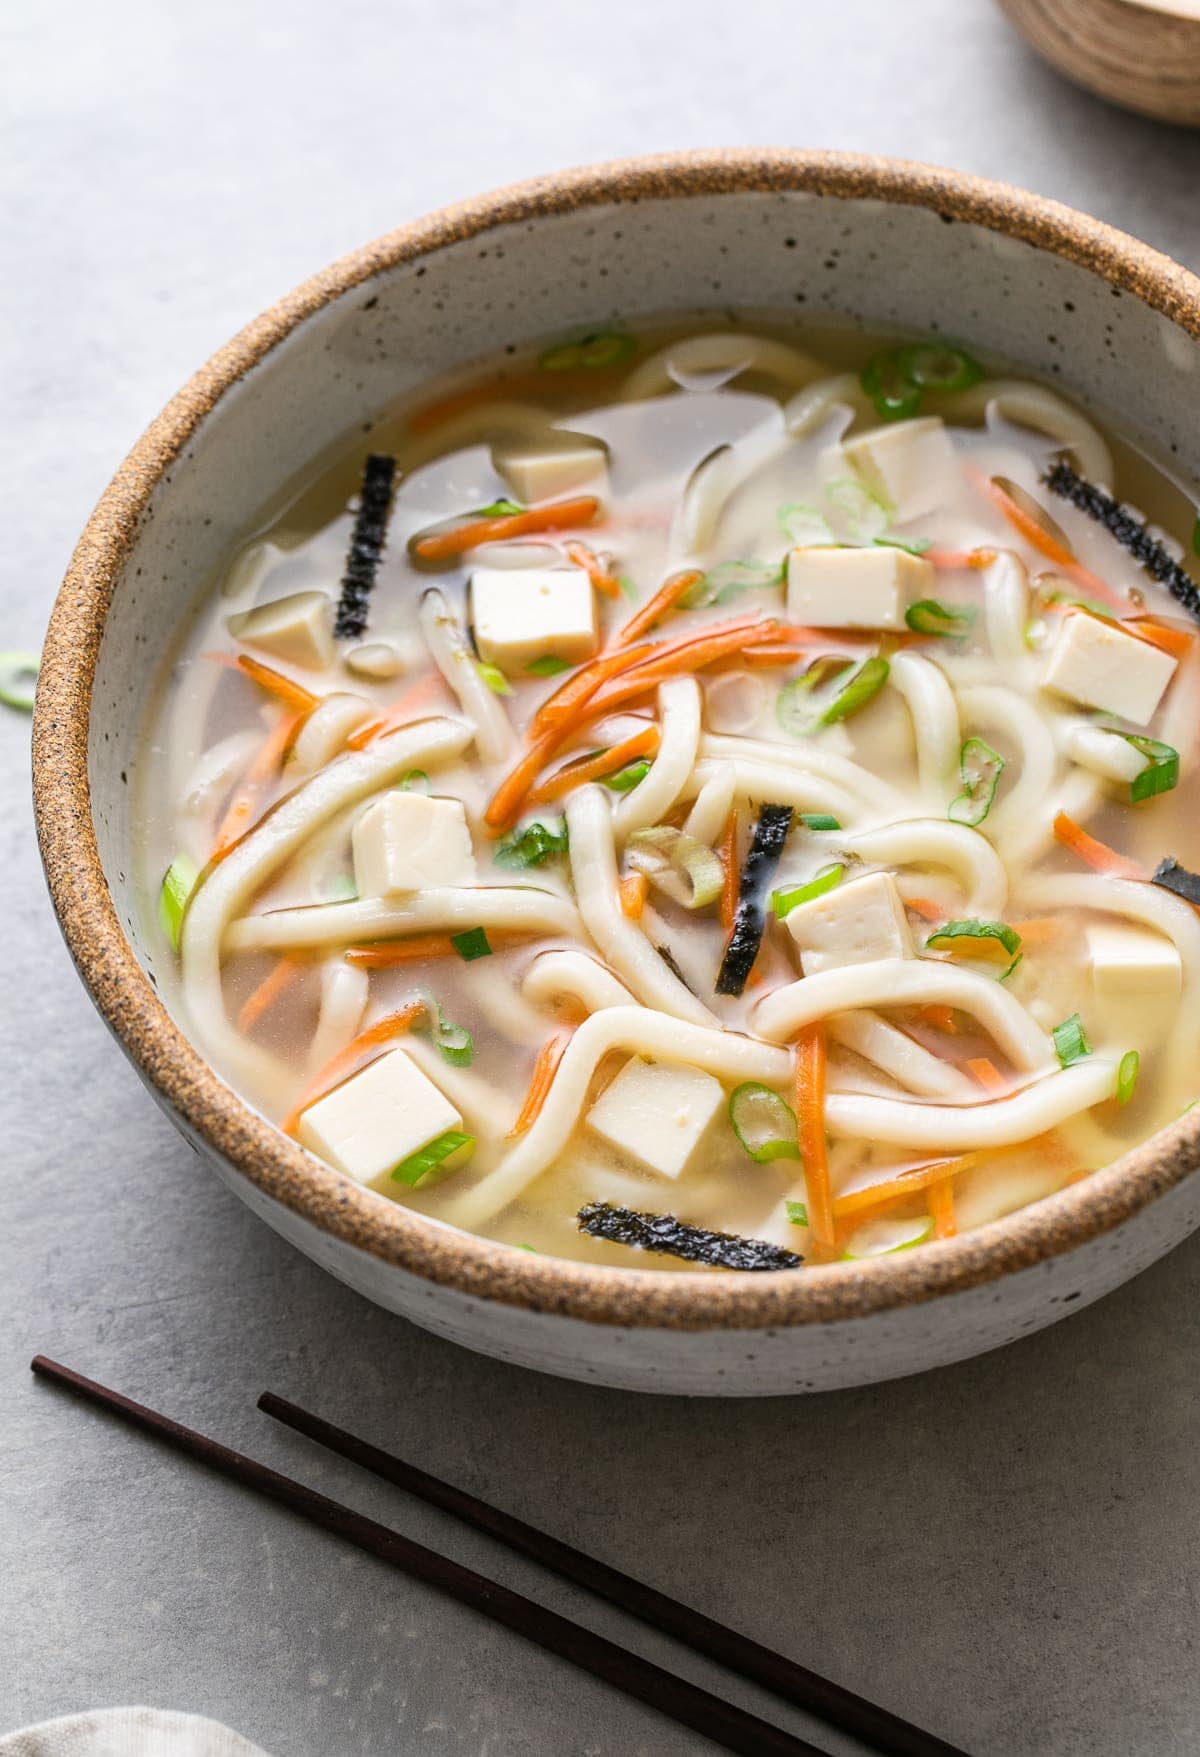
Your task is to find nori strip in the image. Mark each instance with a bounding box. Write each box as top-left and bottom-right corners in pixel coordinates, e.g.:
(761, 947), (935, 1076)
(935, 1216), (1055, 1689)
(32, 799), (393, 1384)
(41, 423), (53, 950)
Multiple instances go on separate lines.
(1041, 460), (1200, 624)
(656, 943), (694, 991)
(577, 1202), (802, 1271)
(1151, 856), (1200, 906)
(335, 453), (397, 639)
(715, 803), (794, 996)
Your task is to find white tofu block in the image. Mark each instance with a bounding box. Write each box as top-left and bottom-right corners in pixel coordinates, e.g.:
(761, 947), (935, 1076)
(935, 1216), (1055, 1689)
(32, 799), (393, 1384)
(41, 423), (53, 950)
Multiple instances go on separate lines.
(1040, 614), (1177, 726)
(353, 792), (476, 895)
(786, 545), (935, 629)
(1086, 920), (1182, 996)
(491, 435), (608, 504)
(298, 1048), (463, 1185)
(227, 590), (335, 670)
(785, 871), (915, 976)
(470, 566), (599, 672)
(841, 417), (958, 524)
(586, 1057), (724, 1181)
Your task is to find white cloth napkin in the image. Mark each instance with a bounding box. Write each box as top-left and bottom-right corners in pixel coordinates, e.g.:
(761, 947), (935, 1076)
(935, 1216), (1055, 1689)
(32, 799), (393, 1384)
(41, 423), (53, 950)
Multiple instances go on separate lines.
(0, 1709), (271, 1757)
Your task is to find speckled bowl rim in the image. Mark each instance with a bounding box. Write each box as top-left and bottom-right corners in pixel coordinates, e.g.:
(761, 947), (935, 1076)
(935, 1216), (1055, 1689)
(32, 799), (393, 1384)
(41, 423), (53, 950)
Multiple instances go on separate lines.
(33, 148), (1200, 1332)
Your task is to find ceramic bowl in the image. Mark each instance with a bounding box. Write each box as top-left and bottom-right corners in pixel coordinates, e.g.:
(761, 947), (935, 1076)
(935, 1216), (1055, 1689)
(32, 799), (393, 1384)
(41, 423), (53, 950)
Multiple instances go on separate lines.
(997, 0), (1200, 127)
(33, 150), (1200, 1396)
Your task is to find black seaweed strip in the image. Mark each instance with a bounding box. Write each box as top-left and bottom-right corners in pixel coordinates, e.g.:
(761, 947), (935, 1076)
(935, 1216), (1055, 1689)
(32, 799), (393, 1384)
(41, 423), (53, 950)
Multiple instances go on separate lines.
(1152, 856), (1200, 906)
(656, 944), (694, 992)
(715, 803), (794, 997)
(1041, 461), (1200, 624)
(577, 1203), (802, 1271)
(335, 454), (397, 639)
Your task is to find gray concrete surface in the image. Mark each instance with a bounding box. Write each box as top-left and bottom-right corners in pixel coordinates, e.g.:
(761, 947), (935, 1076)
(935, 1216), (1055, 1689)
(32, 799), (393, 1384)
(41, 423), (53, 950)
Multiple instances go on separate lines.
(5, 3), (1200, 1752)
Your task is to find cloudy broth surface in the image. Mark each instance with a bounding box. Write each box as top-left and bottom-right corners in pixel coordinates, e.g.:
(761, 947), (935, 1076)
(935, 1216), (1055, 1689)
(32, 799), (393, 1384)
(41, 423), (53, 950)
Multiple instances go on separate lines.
(137, 318), (1200, 1270)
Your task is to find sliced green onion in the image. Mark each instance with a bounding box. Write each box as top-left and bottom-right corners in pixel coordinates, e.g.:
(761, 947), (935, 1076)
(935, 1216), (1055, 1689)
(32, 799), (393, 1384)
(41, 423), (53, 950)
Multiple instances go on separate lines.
(493, 817), (569, 869)
(775, 655), (856, 737)
(1053, 1012), (1092, 1068)
(948, 737), (1005, 826)
(728, 1082), (801, 1164)
(159, 855), (200, 951)
(778, 502), (834, 546)
(826, 477), (890, 542)
(618, 575), (639, 603)
(434, 1020), (475, 1068)
(772, 864), (844, 917)
(451, 927), (492, 961)
(680, 558), (784, 608)
(799, 812), (841, 831)
(602, 757), (651, 793)
(1122, 735), (1179, 803)
(0, 651), (39, 711)
(474, 498), (525, 517)
(861, 351), (923, 422)
(785, 1200), (809, 1226)
(841, 1214), (935, 1259)
(821, 655), (890, 725)
(526, 654), (572, 677)
(538, 331), (636, 371)
(874, 536), (933, 557)
(1040, 588), (1115, 621)
(895, 343), (983, 393)
(626, 826), (724, 909)
(392, 1129), (476, 1188)
(398, 769), (431, 793)
(999, 953), (1023, 984)
(1116, 1050), (1140, 1107)
(476, 661), (514, 696)
(925, 919), (1021, 960)
(905, 599), (978, 638)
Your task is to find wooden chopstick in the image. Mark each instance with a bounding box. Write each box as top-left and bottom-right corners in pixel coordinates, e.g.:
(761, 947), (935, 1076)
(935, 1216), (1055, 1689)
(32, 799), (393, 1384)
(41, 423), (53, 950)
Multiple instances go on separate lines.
(30, 1357), (820, 1757)
(260, 1391), (970, 1757)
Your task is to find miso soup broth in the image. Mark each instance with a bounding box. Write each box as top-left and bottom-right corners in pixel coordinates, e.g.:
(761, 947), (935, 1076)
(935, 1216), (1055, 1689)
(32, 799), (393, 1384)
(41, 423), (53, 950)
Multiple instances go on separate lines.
(137, 317), (1200, 1271)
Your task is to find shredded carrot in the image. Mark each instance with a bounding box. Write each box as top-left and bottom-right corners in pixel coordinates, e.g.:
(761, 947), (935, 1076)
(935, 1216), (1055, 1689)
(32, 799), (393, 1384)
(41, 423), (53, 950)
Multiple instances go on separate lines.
(345, 933), (522, 968)
(918, 1004), (958, 1036)
(346, 671), (449, 749)
(484, 727), (569, 833)
(795, 1025), (834, 1261)
(564, 539), (622, 599)
(613, 570), (703, 646)
(1123, 616), (1195, 661)
(529, 641), (659, 737)
(927, 1178), (958, 1240)
(237, 957), (304, 1033)
(509, 1032), (570, 1136)
(527, 725), (660, 805)
(619, 872), (648, 919)
(582, 621), (785, 719)
(735, 644), (812, 670)
(1053, 810), (1142, 879)
(905, 896), (944, 923)
(718, 810), (739, 934)
(211, 708), (305, 861)
(967, 1056), (1009, 1097)
(925, 547), (996, 571)
(412, 495), (600, 563)
(235, 654), (319, 714)
(1007, 917), (1060, 944)
(281, 1000), (426, 1136)
(967, 468), (1126, 609)
(834, 1153), (978, 1221)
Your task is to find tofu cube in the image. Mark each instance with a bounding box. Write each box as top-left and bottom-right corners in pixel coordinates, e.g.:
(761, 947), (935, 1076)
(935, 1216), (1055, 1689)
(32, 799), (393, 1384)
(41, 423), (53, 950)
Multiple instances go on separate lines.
(1086, 921), (1182, 996)
(227, 590), (335, 670)
(298, 1048), (463, 1185)
(470, 566), (599, 673)
(491, 435), (608, 505)
(586, 1057), (724, 1181)
(841, 417), (958, 524)
(785, 871), (914, 975)
(353, 792), (476, 895)
(786, 545), (935, 630)
(1040, 613), (1177, 726)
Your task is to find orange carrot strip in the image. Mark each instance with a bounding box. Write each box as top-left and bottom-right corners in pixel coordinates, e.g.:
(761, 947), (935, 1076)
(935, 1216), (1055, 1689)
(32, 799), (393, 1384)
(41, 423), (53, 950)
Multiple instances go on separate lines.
(235, 654), (319, 714)
(718, 810), (739, 935)
(833, 1153), (978, 1221)
(527, 725), (660, 806)
(509, 1032), (570, 1136)
(905, 896), (944, 923)
(925, 547), (996, 571)
(795, 1025), (834, 1260)
(345, 932), (524, 969)
(1053, 810), (1142, 879)
(619, 872), (648, 919)
(413, 496), (600, 563)
(613, 570), (703, 646)
(1123, 617), (1195, 661)
(1007, 917), (1059, 944)
(211, 709), (305, 861)
(968, 468), (1125, 609)
(346, 671), (449, 749)
(564, 539), (622, 599)
(927, 1178), (958, 1239)
(918, 1004), (958, 1036)
(281, 1000), (426, 1136)
(237, 957), (304, 1033)
(582, 621), (784, 718)
(484, 728), (571, 833)
(967, 1056), (1009, 1097)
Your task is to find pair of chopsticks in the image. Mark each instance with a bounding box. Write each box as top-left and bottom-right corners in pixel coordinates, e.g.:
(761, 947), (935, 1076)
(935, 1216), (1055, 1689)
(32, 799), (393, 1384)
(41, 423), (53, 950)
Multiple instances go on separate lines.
(31, 1355), (969, 1757)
